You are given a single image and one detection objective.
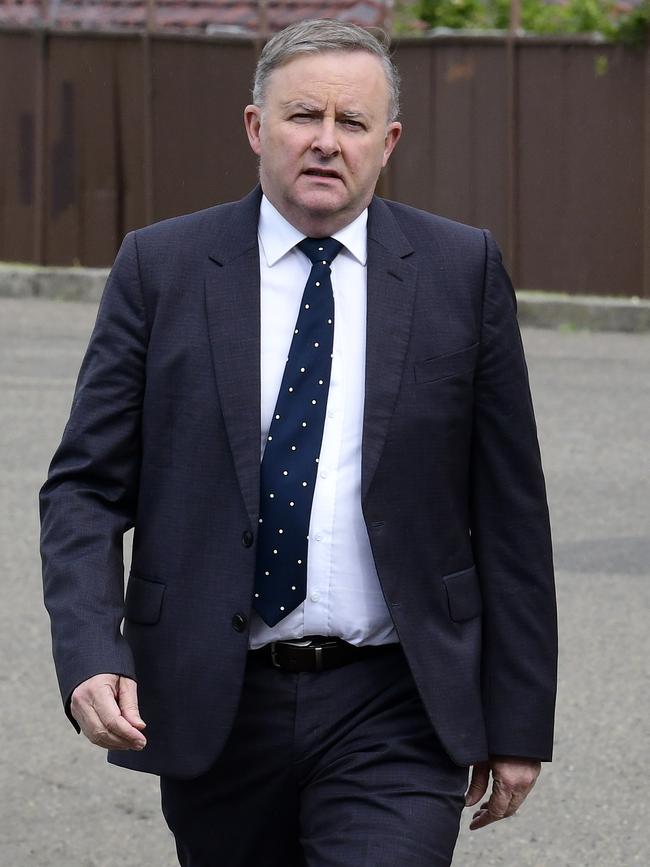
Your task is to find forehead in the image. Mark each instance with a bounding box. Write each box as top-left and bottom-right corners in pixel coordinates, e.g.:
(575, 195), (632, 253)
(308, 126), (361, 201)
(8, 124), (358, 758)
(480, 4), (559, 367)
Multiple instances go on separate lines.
(265, 50), (389, 110)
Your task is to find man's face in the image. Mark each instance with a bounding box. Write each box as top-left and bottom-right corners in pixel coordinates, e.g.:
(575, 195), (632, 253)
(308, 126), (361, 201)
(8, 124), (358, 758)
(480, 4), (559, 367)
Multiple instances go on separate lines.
(244, 51), (402, 235)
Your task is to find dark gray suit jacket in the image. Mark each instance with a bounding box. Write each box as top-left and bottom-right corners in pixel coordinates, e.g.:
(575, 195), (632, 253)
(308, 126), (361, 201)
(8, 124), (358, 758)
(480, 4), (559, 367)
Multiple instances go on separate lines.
(40, 186), (557, 779)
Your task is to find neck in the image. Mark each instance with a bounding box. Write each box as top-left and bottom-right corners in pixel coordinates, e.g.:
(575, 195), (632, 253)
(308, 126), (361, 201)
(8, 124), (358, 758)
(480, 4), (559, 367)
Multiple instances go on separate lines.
(262, 189), (370, 238)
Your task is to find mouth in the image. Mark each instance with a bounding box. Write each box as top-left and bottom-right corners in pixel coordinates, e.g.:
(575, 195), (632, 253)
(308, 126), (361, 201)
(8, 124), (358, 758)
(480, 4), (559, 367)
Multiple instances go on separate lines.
(302, 168), (343, 181)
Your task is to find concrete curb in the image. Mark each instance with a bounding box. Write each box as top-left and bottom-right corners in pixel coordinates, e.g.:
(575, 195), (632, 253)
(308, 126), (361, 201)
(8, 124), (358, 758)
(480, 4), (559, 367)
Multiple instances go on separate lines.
(2, 263), (650, 333)
(0, 263), (109, 304)
(516, 291), (650, 334)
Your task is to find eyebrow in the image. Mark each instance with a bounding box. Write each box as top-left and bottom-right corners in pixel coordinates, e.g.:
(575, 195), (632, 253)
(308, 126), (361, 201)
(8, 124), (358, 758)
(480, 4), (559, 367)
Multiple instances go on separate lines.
(281, 101), (324, 113)
(281, 102), (370, 122)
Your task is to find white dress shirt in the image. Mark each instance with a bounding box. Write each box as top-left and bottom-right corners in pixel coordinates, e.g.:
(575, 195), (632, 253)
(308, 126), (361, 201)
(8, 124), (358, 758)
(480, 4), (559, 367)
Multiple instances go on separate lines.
(249, 196), (397, 649)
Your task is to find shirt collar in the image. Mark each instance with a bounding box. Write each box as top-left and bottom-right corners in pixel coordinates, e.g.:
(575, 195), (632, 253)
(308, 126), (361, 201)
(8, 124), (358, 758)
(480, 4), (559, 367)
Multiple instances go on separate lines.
(332, 209), (368, 266)
(258, 194), (368, 267)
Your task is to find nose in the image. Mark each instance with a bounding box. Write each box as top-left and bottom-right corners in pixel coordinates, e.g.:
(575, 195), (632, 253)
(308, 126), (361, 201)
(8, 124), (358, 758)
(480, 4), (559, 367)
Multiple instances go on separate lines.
(311, 119), (340, 158)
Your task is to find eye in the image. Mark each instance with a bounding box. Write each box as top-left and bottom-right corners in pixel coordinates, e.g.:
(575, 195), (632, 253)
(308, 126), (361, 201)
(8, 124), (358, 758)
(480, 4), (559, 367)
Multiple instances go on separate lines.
(340, 119), (364, 130)
(290, 113), (315, 123)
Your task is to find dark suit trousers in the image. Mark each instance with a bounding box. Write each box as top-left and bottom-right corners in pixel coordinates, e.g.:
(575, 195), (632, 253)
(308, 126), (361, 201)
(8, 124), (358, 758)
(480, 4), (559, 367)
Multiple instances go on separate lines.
(160, 645), (468, 867)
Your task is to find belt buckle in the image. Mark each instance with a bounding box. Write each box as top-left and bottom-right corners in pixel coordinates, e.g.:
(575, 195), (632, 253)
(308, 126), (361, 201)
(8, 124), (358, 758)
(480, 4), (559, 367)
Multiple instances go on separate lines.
(269, 637), (340, 671)
(308, 638), (340, 672)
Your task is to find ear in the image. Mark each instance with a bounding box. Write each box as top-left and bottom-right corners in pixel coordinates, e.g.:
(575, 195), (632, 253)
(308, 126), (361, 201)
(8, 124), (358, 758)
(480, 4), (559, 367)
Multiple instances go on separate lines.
(381, 122), (402, 168)
(244, 105), (263, 156)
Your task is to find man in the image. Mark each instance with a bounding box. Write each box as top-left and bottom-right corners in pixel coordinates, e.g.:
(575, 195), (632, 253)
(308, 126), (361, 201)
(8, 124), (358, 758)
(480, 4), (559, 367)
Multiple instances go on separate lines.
(40, 19), (557, 867)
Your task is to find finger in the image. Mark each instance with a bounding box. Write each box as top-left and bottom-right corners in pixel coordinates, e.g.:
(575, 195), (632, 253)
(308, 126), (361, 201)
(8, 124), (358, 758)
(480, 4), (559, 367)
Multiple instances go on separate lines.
(465, 762), (490, 806)
(92, 683), (147, 748)
(79, 704), (144, 751)
(471, 794), (516, 828)
(470, 805), (509, 830)
(503, 772), (538, 817)
(117, 677), (146, 729)
(470, 803), (512, 830)
(504, 789), (526, 817)
(469, 779), (513, 830)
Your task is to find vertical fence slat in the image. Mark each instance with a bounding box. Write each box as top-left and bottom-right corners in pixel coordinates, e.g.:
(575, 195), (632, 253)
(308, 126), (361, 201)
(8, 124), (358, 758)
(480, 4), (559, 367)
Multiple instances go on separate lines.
(505, 35), (518, 283)
(385, 42), (434, 208)
(142, 33), (155, 227)
(641, 46), (650, 298)
(33, 30), (47, 264)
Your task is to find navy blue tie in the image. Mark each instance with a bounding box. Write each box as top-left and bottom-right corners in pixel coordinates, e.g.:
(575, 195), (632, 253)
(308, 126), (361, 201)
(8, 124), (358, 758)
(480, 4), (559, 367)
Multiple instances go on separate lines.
(253, 237), (343, 627)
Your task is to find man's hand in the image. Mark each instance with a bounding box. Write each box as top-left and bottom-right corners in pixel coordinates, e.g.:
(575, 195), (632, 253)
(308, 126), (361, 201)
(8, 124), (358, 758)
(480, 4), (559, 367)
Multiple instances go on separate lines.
(70, 674), (147, 751)
(464, 755), (541, 830)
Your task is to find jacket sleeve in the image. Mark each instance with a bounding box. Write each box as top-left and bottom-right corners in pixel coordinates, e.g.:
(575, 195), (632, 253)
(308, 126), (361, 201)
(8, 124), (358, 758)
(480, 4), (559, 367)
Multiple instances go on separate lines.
(470, 230), (558, 761)
(39, 231), (147, 730)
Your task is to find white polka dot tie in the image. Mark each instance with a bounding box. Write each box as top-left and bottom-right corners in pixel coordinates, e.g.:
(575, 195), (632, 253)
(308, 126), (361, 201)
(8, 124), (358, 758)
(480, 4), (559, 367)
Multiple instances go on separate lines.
(253, 237), (342, 626)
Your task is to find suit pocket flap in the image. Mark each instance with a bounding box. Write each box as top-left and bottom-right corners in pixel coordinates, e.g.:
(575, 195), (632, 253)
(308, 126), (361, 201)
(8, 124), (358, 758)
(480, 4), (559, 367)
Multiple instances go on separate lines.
(414, 343), (479, 384)
(124, 573), (166, 625)
(443, 565), (482, 622)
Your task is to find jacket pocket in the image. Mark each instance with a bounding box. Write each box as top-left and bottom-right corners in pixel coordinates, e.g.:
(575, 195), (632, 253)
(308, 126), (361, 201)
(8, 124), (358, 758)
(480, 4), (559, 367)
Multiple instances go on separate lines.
(124, 573), (166, 625)
(443, 565), (482, 622)
(414, 343), (479, 384)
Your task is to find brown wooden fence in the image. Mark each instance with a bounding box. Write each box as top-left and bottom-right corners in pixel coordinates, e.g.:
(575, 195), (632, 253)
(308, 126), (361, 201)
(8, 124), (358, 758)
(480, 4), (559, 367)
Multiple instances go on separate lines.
(0, 28), (648, 296)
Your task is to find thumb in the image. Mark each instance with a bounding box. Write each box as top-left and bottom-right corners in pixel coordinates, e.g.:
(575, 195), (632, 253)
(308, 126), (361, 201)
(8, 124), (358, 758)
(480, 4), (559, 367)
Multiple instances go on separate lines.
(117, 677), (146, 728)
(465, 761), (489, 807)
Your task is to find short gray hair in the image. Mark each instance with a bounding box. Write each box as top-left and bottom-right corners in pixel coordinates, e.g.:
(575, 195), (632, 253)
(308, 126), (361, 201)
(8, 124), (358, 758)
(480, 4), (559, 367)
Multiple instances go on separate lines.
(252, 19), (400, 123)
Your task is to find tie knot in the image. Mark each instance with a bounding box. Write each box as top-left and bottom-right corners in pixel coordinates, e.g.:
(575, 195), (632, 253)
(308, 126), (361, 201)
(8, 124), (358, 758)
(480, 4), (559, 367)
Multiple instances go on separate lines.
(298, 237), (343, 266)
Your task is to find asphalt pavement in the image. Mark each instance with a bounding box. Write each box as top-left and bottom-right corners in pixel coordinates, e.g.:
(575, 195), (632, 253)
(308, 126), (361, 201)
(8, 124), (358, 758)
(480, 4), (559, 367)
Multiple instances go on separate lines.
(1, 296), (648, 866)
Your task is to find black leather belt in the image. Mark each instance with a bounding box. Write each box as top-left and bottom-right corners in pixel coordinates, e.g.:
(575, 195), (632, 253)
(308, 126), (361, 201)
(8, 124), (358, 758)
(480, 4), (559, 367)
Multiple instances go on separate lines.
(249, 637), (399, 672)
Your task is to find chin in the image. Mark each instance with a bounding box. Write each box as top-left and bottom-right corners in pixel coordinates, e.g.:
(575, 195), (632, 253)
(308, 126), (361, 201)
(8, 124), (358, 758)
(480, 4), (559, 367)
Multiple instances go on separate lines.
(294, 190), (348, 218)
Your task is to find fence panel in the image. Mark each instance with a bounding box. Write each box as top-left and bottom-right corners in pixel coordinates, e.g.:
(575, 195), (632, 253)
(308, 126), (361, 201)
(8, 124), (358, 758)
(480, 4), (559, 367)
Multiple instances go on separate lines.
(517, 43), (645, 297)
(0, 32), (39, 263)
(150, 38), (259, 223)
(45, 36), (113, 265)
(432, 43), (509, 253)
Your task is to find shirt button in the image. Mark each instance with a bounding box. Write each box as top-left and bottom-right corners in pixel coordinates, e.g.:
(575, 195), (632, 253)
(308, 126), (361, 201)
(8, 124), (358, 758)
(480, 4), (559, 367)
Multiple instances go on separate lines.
(231, 612), (248, 632)
(310, 591), (320, 602)
(315, 533), (323, 542)
(320, 471), (328, 479)
(241, 530), (254, 548)
(327, 410), (335, 418)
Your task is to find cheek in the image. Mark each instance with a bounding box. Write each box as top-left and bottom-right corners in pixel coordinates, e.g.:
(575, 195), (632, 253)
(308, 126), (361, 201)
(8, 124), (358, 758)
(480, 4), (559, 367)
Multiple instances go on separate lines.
(345, 148), (366, 175)
(349, 150), (378, 181)
(273, 135), (306, 163)
(261, 141), (290, 172)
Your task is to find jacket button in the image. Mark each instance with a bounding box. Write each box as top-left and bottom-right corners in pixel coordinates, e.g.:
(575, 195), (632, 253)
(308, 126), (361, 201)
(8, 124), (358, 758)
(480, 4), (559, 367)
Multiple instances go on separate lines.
(241, 530), (254, 548)
(232, 613), (248, 633)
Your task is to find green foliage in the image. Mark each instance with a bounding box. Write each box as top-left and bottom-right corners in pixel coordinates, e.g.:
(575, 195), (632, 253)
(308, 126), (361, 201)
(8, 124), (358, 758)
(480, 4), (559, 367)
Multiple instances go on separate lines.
(612, 2), (650, 44)
(408, 0), (650, 45)
(416, 0), (483, 29)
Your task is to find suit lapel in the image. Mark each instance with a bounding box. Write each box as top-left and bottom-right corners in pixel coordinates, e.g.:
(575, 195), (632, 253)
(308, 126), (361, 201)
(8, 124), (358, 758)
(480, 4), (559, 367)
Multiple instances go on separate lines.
(362, 198), (417, 502)
(205, 188), (262, 526)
